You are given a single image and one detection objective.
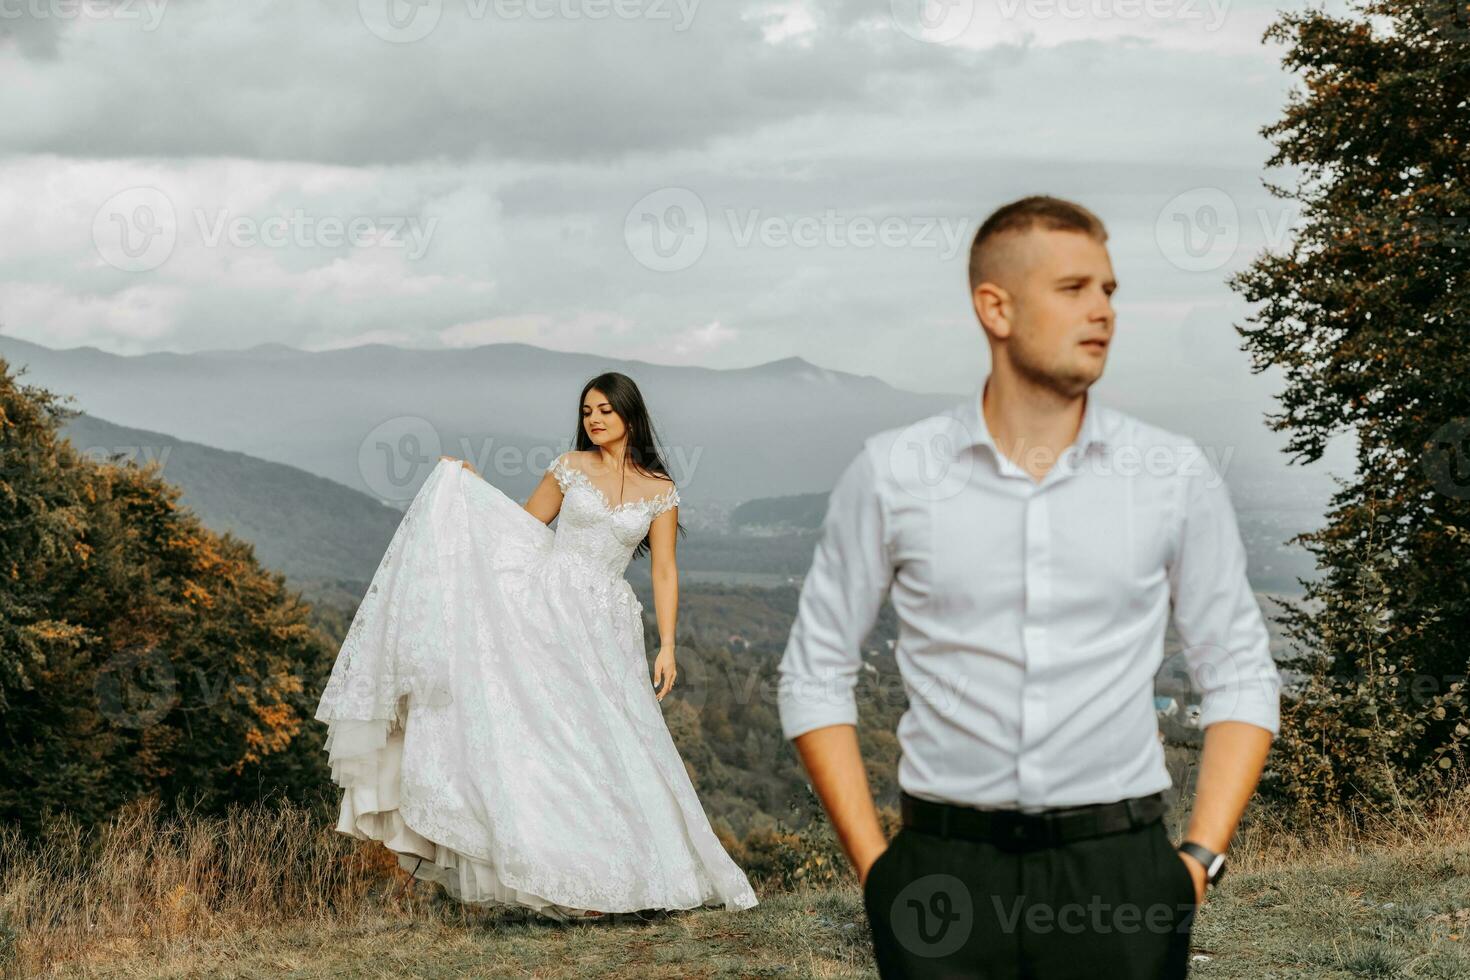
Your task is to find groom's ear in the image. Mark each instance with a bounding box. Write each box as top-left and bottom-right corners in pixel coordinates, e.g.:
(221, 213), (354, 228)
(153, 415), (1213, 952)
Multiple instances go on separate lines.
(973, 281), (1013, 342)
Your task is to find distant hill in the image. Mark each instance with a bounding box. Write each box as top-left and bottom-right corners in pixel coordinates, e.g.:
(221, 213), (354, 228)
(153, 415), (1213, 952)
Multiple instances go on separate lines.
(729, 492), (829, 531)
(10, 332), (1326, 595)
(724, 487), (1319, 596)
(0, 336), (954, 507)
(57, 412), (402, 589)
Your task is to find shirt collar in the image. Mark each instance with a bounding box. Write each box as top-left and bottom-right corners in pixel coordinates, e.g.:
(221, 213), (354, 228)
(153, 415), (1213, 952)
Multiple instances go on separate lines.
(953, 376), (1111, 459)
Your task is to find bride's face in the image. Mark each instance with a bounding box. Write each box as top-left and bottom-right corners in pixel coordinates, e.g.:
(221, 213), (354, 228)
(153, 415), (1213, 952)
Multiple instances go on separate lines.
(581, 389), (626, 447)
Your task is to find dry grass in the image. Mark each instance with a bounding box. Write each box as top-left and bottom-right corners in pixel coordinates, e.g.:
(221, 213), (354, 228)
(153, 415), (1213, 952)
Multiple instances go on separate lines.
(2, 788), (1468, 978)
(0, 795), (398, 977)
(1205, 783), (1470, 876)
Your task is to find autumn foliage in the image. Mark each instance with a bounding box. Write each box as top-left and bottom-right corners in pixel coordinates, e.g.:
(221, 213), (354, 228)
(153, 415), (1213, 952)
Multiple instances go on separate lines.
(1233, 1), (1470, 815)
(0, 358), (335, 835)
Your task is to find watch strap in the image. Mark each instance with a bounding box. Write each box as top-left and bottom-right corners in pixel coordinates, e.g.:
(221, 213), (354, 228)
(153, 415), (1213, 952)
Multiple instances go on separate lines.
(1177, 840), (1226, 885)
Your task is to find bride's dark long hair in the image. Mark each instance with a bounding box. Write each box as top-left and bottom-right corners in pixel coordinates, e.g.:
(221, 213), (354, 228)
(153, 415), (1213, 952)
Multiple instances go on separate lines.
(572, 372), (685, 560)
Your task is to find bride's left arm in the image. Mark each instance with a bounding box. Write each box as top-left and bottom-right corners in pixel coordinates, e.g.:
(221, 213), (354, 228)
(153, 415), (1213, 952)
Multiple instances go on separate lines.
(648, 504), (679, 700)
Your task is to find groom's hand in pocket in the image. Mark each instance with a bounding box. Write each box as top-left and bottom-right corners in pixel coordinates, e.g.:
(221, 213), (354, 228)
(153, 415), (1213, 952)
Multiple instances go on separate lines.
(857, 842), (888, 888)
(1178, 851), (1207, 905)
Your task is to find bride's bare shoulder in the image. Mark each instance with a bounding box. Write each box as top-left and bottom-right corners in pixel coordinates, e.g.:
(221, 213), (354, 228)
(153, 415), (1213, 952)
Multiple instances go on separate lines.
(636, 466), (676, 494)
(560, 452), (673, 493)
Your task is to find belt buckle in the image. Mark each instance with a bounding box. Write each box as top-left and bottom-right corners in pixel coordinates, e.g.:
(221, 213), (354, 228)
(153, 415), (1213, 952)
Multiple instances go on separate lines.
(998, 812), (1039, 846)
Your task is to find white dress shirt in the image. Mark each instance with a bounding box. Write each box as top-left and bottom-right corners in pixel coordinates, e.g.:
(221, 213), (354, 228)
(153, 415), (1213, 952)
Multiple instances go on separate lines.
(776, 379), (1282, 812)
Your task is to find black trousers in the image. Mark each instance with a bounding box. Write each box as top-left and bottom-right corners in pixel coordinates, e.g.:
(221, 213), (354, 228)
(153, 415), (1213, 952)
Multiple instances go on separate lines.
(863, 813), (1196, 978)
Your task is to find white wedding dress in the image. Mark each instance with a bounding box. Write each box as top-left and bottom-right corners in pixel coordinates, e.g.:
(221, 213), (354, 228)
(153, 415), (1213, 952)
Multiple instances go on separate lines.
(314, 454), (758, 919)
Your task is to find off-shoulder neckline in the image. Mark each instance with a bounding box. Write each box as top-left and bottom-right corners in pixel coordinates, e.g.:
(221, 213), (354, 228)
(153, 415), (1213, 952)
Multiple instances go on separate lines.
(553, 454), (679, 516)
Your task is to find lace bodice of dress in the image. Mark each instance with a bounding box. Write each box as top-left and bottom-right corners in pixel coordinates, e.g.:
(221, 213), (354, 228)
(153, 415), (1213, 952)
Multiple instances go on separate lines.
(545, 453), (680, 582)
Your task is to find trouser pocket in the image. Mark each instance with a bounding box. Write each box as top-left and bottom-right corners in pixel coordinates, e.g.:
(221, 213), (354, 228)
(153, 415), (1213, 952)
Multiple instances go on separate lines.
(863, 829), (904, 904)
(1154, 823), (1198, 909)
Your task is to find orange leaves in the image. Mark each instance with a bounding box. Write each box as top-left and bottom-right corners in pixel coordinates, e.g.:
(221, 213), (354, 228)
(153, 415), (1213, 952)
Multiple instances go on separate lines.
(181, 579), (214, 608)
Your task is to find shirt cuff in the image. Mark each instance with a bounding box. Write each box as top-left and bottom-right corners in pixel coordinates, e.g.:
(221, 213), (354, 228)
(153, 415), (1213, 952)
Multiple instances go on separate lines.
(777, 674), (859, 741)
(1197, 675), (1282, 736)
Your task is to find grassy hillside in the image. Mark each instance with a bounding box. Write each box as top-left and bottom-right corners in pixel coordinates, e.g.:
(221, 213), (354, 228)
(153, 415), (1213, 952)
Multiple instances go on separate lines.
(4, 789), (1465, 978)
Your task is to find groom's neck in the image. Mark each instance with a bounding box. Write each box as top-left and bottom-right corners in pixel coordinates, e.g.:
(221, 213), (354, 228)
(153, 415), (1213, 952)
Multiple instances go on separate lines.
(981, 367), (1089, 483)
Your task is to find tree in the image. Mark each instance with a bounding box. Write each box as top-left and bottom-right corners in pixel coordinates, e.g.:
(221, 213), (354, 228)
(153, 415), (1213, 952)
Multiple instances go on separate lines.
(1232, 1), (1470, 815)
(0, 358), (334, 834)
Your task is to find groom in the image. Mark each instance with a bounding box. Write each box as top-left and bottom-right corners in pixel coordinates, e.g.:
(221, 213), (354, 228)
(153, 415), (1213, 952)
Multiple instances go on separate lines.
(777, 195), (1281, 978)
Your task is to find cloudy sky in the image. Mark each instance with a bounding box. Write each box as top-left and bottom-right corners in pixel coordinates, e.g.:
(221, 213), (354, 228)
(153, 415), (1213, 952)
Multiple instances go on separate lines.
(1, 0), (1350, 424)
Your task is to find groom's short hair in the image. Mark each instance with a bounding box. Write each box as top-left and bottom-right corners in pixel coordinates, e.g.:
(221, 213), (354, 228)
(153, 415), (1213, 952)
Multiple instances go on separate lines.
(968, 196), (1108, 293)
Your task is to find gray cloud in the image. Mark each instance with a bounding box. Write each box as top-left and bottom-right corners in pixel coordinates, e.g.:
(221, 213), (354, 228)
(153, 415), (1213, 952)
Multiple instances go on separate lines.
(0, 0), (997, 165)
(0, 0), (1360, 496)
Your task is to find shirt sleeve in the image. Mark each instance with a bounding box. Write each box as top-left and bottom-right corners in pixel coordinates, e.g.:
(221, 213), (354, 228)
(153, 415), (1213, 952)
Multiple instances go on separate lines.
(777, 442), (895, 741)
(1167, 448), (1283, 735)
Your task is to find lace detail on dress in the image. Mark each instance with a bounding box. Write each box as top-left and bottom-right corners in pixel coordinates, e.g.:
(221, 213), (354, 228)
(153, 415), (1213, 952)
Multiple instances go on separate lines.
(549, 453), (680, 519)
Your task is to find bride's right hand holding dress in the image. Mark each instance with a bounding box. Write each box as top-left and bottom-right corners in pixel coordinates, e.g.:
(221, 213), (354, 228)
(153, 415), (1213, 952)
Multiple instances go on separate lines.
(438, 455), (478, 476)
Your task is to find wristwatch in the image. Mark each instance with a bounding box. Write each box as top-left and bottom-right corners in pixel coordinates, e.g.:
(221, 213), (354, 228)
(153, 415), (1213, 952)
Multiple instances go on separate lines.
(1177, 840), (1227, 887)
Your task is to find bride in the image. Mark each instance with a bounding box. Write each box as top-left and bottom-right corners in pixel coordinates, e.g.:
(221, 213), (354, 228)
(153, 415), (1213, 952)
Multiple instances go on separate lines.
(314, 372), (759, 921)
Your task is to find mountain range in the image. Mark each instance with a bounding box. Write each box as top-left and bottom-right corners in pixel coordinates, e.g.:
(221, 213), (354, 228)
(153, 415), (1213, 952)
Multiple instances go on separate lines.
(5, 335), (1336, 596)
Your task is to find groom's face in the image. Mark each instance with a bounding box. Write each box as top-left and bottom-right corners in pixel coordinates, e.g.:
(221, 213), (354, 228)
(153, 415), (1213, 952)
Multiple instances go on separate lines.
(986, 227), (1117, 398)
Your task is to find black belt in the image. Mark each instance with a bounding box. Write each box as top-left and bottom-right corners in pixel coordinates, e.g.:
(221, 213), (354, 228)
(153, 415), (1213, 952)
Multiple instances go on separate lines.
(900, 790), (1166, 847)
